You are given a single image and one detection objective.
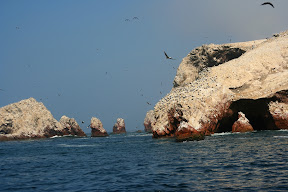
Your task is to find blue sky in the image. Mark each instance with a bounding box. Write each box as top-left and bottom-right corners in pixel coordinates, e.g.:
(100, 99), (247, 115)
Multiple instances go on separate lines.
(1, 0), (287, 133)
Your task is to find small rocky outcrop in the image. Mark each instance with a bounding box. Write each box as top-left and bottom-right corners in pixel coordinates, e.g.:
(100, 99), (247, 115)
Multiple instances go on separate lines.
(143, 110), (156, 133)
(175, 121), (205, 142)
(232, 112), (254, 133)
(59, 116), (86, 136)
(269, 100), (288, 130)
(149, 30), (288, 141)
(90, 117), (108, 137)
(0, 98), (86, 141)
(113, 118), (126, 134)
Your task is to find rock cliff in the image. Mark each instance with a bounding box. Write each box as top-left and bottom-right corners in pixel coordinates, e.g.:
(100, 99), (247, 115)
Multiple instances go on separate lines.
(90, 117), (108, 137)
(113, 118), (126, 134)
(143, 110), (156, 133)
(149, 30), (288, 141)
(0, 98), (86, 141)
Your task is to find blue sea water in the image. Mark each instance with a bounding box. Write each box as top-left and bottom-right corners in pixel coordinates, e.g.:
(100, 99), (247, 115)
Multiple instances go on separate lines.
(0, 130), (288, 192)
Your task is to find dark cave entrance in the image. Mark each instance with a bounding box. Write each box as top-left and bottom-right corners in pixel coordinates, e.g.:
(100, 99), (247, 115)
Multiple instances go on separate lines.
(207, 47), (246, 67)
(215, 97), (279, 133)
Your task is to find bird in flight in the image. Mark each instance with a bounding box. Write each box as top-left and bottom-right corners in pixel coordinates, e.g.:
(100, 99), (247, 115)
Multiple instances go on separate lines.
(261, 2), (274, 8)
(164, 51), (175, 60)
(133, 17), (139, 20)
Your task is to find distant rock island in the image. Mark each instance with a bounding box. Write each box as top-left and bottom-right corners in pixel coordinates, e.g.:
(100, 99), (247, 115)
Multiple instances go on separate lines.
(0, 98), (86, 141)
(113, 118), (126, 134)
(90, 117), (109, 137)
(148, 30), (288, 141)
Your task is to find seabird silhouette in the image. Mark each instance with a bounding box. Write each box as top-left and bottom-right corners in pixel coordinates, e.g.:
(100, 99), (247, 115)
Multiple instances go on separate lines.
(261, 2), (274, 8)
(146, 102), (151, 105)
(164, 51), (175, 60)
(133, 17), (139, 20)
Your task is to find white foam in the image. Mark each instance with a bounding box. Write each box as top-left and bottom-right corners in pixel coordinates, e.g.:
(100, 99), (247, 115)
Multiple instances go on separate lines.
(125, 133), (153, 138)
(277, 129), (288, 132)
(273, 136), (288, 138)
(50, 135), (63, 138)
(58, 144), (96, 147)
(211, 132), (233, 136)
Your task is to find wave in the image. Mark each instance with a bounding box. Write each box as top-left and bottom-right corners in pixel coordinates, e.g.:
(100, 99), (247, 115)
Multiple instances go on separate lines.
(57, 144), (96, 148)
(124, 133), (153, 138)
(277, 129), (288, 132)
(211, 132), (233, 136)
(273, 136), (288, 138)
(50, 135), (86, 139)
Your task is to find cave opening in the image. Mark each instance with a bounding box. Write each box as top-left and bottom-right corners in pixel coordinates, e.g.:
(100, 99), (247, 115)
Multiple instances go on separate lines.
(207, 47), (246, 67)
(216, 97), (278, 133)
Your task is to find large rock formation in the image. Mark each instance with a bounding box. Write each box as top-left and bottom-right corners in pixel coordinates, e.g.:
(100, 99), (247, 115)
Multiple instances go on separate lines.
(59, 116), (86, 136)
(113, 118), (126, 134)
(149, 30), (288, 141)
(90, 117), (108, 137)
(143, 110), (156, 133)
(0, 98), (86, 141)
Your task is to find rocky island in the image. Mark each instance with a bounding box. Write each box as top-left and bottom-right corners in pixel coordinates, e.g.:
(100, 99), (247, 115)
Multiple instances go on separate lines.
(0, 98), (86, 141)
(113, 118), (126, 134)
(90, 117), (109, 137)
(147, 30), (288, 141)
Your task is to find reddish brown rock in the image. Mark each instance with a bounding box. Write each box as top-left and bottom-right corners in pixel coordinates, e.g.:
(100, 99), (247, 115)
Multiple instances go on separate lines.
(144, 110), (156, 133)
(90, 117), (108, 137)
(152, 105), (185, 138)
(232, 112), (254, 133)
(113, 118), (126, 134)
(175, 121), (205, 142)
(269, 101), (288, 130)
(59, 116), (86, 137)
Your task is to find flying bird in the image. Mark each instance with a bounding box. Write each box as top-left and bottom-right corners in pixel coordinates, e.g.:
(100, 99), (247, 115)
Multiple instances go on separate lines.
(261, 2), (274, 8)
(133, 17), (139, 20)
(164, 51), (175, 60)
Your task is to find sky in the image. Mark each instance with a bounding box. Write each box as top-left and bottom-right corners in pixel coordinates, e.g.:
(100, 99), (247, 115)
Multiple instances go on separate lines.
(1, 0), (288, 133)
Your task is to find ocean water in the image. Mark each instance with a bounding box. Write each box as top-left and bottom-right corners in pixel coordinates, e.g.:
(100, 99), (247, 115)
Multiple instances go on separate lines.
(0, 130), (287, 191)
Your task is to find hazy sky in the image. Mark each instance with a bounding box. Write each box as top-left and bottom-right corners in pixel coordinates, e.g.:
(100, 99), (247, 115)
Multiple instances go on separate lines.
(1, 0), (287, 133)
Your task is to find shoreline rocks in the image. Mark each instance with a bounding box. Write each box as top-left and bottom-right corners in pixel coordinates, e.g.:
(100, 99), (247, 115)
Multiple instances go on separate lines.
(149, 30), (288, 141)
(90, 117), (108, 137)
(113, 118), (126, 134)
